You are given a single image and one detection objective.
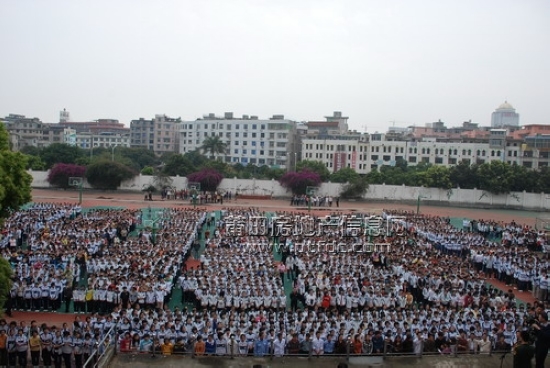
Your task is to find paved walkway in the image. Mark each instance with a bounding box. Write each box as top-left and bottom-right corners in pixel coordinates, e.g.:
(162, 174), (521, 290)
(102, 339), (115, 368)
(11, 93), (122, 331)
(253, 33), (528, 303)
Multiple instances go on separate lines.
(111, 353), (515, 368)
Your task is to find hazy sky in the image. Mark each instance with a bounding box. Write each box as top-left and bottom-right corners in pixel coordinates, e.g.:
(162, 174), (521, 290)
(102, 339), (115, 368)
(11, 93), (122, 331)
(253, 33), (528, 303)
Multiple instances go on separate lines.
(1, 0), (549, 132)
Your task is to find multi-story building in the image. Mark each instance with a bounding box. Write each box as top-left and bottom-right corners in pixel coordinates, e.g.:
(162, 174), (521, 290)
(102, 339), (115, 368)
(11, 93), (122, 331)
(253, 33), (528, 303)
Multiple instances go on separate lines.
(130, 114), (182, 154)
(71, 131), (131, 149)
(180, 112), (297, 170)
(301, 119), (539, 174)
(58, 118), (128, 134)
(130, 118), (154, 151)
(1, 114), (64, 150)
(491, 101), (520, 128)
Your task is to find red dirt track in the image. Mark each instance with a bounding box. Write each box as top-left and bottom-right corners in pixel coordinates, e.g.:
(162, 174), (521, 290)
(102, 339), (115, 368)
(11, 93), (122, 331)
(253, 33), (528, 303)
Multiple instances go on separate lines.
(32, 188), (546, 226)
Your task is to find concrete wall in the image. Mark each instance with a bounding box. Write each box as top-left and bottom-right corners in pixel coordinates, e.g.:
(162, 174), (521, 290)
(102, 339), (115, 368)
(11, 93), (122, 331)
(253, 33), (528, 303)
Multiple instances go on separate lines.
(28, 170), (550, 211)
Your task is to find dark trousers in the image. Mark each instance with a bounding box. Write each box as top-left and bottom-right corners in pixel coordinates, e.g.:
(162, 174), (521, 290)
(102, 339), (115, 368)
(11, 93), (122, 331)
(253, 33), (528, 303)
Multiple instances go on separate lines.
(31, 350), (41, 366)
(535, 347), (548, 368)
(18, 350), (28, 367)
(42, 349), (53, 366)
(0, 348), (7, 366)
(53, 352), (63, 368)
(63, 352), (72, 368)
(74, 353), (83, 368)
(8, 351), (17, 367)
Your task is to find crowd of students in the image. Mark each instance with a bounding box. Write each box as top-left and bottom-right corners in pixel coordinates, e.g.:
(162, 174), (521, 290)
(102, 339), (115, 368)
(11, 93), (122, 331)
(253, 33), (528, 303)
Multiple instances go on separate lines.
(1, 202), (550, 364)
(0, 317), (114, 368)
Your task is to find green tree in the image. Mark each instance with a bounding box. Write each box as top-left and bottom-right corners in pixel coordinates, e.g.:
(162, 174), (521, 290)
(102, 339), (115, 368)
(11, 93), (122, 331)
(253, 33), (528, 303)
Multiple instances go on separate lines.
(20, 145), (42, 157)
(421, 165), (452, 189)
(535, 167), (550, 193)
(162, 154), (196, 176)
(117, 147), (158, 170)
(476, 161), (512, 194)
(141, 166), (155, 175)
(508, 164), (535, 192)
(24, 154), (46, 170)
(201, 136), (227, 160)
(449, 161), (478, 189)
(259, 165), (285, 180)
(40, 143), (84, 169)
(86, 160), (137, 190)
(202, 160), (232, 177)
(330, 167), (360, 183)
(296, 160), (331, 181)
(0, 257), (13, 312)
(340, 176), (369, 199)
(365, 169), (384, 184)
(184, 150), (208, 168)
(0, 124), (32, 219)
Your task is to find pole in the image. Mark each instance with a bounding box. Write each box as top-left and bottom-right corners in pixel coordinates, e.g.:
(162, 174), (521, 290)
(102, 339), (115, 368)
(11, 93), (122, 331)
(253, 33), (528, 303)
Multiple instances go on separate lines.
(416, 195), (420, 215)
(308, 194), (311, 213)
(79, 182), (83, 205)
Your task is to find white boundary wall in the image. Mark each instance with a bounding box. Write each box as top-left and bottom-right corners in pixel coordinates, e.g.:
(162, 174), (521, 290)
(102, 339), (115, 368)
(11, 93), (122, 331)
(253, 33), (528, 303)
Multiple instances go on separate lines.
(28, 170), (550, 211)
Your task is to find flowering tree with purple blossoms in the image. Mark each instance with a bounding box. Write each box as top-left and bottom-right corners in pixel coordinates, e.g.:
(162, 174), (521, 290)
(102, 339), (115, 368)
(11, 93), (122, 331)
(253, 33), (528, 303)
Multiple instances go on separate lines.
(47, 163), (87, 189)
(279, 170), (322, 195)
(187, 169), (224, 192)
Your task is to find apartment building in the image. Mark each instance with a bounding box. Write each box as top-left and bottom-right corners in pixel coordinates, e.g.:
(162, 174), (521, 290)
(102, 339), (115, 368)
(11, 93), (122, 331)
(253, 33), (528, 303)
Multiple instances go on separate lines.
(180, 112), (297, 170)
(1, 114), (65, 150)
(130, 114), (181, 154)
(302, 123), (547, 174)
(69, 131), (131, 149)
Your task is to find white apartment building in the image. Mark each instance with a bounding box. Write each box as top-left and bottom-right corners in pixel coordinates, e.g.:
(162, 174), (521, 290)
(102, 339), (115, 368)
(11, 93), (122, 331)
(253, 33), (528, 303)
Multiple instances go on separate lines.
(180, 113), (297, 170)
(73, 131), (131, 149)
(302, 131), (526, 174)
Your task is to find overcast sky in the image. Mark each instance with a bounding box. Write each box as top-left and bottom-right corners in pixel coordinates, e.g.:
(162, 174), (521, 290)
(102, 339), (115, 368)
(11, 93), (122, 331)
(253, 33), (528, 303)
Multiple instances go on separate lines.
(1, 0), (549, 132)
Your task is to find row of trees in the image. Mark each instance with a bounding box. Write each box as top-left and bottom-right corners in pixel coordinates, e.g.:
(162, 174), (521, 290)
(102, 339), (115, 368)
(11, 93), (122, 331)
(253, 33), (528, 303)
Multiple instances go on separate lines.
(18, 141), (550, 195)
(0, 125), (27, 310)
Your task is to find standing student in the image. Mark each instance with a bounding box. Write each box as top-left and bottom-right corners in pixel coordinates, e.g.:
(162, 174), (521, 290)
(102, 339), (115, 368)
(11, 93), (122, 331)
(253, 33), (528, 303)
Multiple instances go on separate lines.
(7, 329), (17, 368)
(41, 326), (54, 368)
(15, 329), (28, 368)
(0, 329), (7, 368)
(532, 313), (550, 368)
(513, 331), (535, 368)
(52, 329), (64, 368)
(61, 331), (74, 368)
(29, 330), (41, 368)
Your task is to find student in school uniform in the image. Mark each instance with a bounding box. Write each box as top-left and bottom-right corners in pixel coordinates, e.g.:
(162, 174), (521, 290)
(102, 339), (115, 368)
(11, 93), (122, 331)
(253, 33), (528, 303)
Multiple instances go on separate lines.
(15, 329), (29, 368)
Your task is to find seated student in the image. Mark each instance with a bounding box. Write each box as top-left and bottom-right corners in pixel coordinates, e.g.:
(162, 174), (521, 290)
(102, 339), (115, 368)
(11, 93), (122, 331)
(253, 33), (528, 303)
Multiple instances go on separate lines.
(194, 336), (206, 357)
(173, 338), (186, 354)
(160, 339), (174, 356)
(139, 334), (153, 353)
(119, 332), (132, 353)
(205, 334), (216, 355)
